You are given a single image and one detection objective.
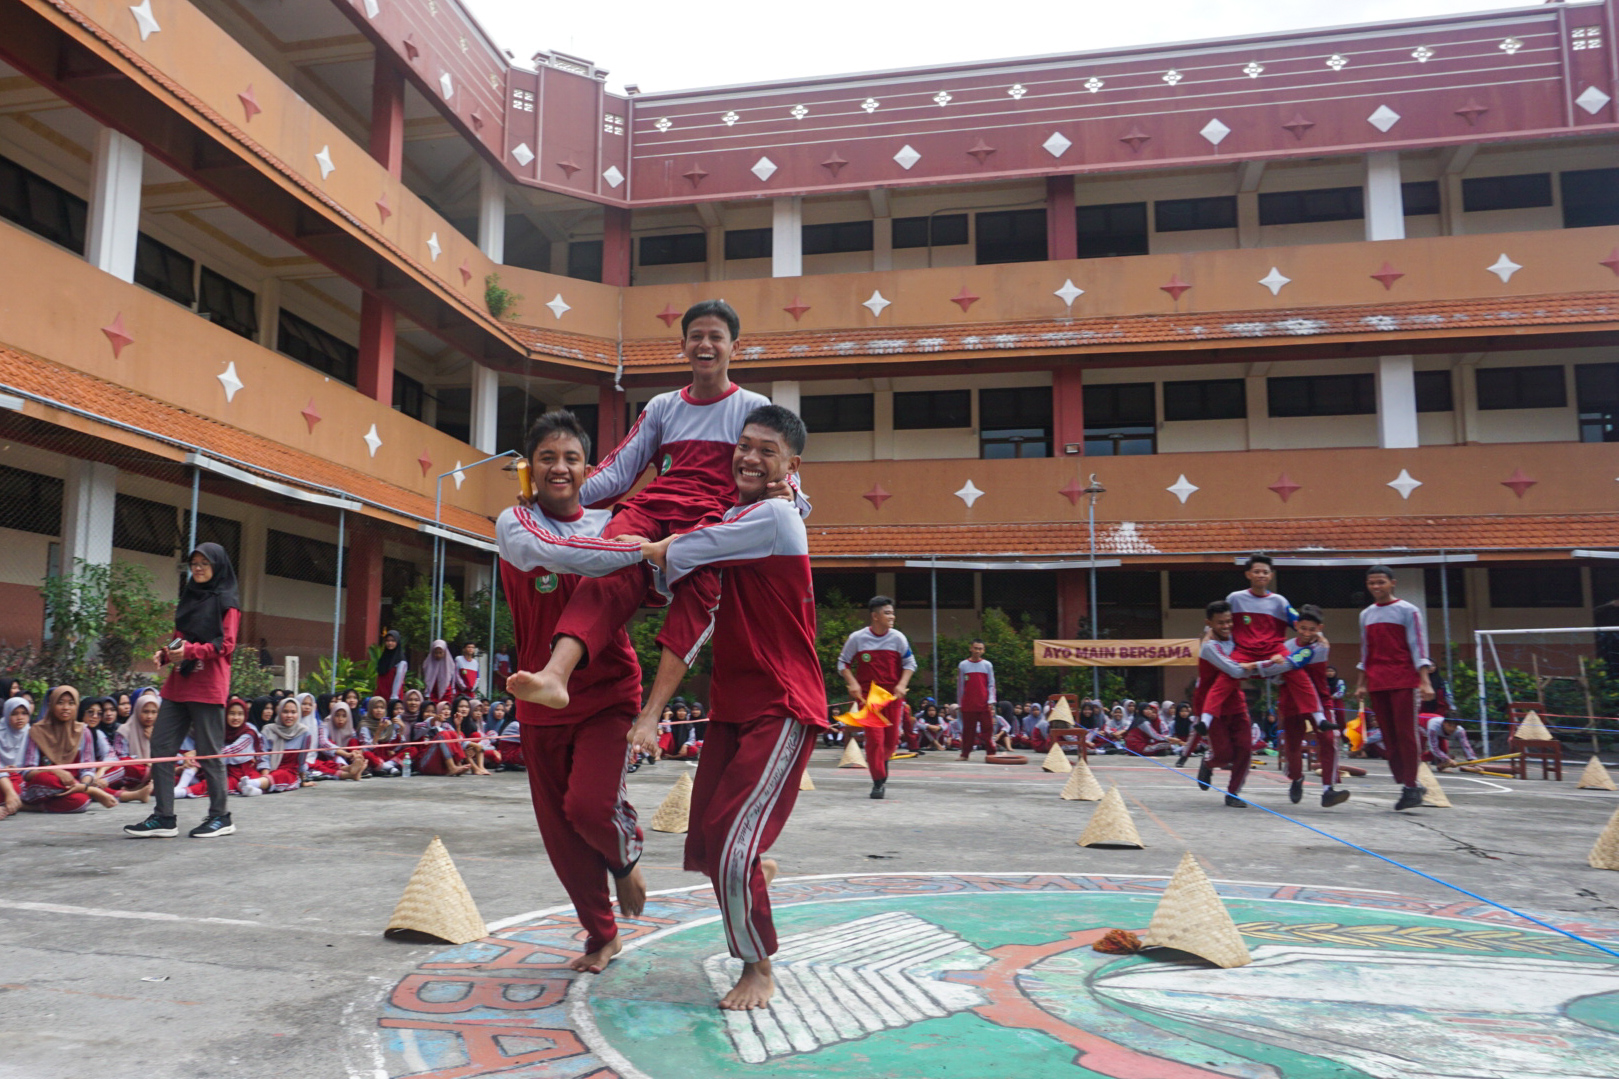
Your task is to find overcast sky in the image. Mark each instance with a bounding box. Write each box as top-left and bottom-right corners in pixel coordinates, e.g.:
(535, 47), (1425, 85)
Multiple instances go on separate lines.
(463, 0), (1540, 95)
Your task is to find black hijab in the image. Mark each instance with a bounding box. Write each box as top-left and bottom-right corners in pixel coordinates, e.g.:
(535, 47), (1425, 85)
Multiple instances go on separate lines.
(174, 543), (240, 652)
(377, 630), (406, 679)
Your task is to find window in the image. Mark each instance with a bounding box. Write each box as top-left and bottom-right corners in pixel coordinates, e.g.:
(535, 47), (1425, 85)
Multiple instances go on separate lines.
(1258, 186), (1363, 225)
(892, 214), (968, 249)
(975, 208), (1046, 264)
(0, 155), (87, 253)
(277, 310), (357, 385)
(1097, 570), (1162, 639)
(198, 268), (257, 339)
(1475, 366), (1567, 410)
(802, 220), (873, 255)
(896, 570), (974, 608)
(801, 393), (875, 433)
(113, 495), (179, 557)
(381, 557), (417, 617)
(723, 227), (772, 260)
(1083, 382), (1155, 456)
(1402, 180), (1441, 216)
(393, 371), (425, 421)
(813, 572), (877, 608)
(1489, 566), (1583, 608)
(1075, 202), (1148, 259)
(1415, 370), (1454, 412)
(567, 240), (603, 282)
(134, 234), (195, 306)
(1562, 168), (1619, 228)
(1267, 373), (1376, 417)
(1427, 565), (1467, 609)
(265, 529), (344, 587)
(1576, 362), (1619, 443)
(979, 386), (1051, 458)
(1272, 569), (1371, 610)
(1462, 173), (1552, 213)
(0, 465), (63, 536)
(893, 389), (971, 429)
(1154, 196), (1236, 233)
(1163, 379), (1246, 421)
(982, 571), (1058, 636)
(638, 232), (706, 266)
(186, 511), (241, 570)
(1169, 571), (1234, 609)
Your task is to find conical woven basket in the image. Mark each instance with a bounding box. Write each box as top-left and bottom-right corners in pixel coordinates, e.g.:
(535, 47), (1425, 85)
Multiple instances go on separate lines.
(1077, 785), (1144, 848)
(1578, 756), (1618, 791)
(384, 837), (487, 945)
(838, 738), (867, 769)
(1060, 758), (1104, 801)
(1416, 762), (1452, 808)
(1588, 806), (1619, 871)
(1141, 852), (1251, 968)
(651, 770), (693, 833)
(1045, 697), (1075, 727)
(799, 768), (815, 791)
(1042, 743), (1073, 773)
(1514, 710), (1554, 741)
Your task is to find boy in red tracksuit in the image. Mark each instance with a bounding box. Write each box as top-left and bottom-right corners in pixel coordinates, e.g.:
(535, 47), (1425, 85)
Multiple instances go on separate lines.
(1275, 605), (1350, 809)
(1194, 600), (1264, 807)
(1199, 555), (1327, 733)
(838, 598), (917, 798)
(1355, 564), (1435, 812)
(955, 639), (997, 761)
(630, 404), (827, 1012)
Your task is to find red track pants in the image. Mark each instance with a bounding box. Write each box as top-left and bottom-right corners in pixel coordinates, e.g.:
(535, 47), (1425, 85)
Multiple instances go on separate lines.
(1205, 711), (1253, 795)
(1367, 688), (1422, 788)
(959, 709), (995, 756)
(863, 704), (902, 782)
(1281, 714), (1339, 785)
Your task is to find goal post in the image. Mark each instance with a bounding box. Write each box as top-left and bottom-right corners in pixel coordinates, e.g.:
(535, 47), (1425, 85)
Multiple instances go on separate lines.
(1471, 626), (1617, 757)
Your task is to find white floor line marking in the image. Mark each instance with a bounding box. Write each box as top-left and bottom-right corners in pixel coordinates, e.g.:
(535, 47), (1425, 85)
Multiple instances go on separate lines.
(0, 898), (369, 934)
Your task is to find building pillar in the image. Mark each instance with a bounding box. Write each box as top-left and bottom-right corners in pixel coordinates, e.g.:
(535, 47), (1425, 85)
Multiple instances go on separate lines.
(1377, 354), (1420, 449)
(597, 384), (626, 455)
(477, 161), (505, 263)
(342, 526), (384, 660)
(871, 381), (895, 459)
(357, 295), (396, 404)
(256, 275), (280, 349)
(1053, 367), (1084, 455)
(705, 225), (725, 281)
(1236, 160), (1265, 249)
(772, 196), (803, 278)
(1045, 176), (1076, 262)
(86, 128), (142, 282)
(872, 216), (893, 272)
(771, 381), (801, 413)
(1056, 569), (1090, 639)
(1364, 151), (1405, 242)
(601, 206), (632, 286)
(61, 460), (116, 572)
(469, 364), (499, 453)
(370, 55), (406, 177)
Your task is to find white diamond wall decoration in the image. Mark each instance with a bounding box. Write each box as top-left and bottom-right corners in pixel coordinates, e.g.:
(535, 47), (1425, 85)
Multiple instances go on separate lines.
(1009, 84), (1028, 99)
(933, 90), (952, 107)
(789, 104), (808, 120)
(1242, 61), (1265, 78)
(603, 165), (625, 188)
(1200, 118), (1231, 146)
(130, 0), (160, 40)
(1499, 37), (1523, 54)
(954, 480), (984, 508)
(1163, 70), (1183, 85)
(314, 145), (335, 179)
(511, 142), (534, 166)
(722, 110), (740, 125)
(1387, 469), (1422, 499)
(1487, 254), (1522, 282)
(750, 157), (777, 181)
(1576, 86), (1612, 115)
(1258, 267), (1291, 295)
(861, 98), (879, 113)
(439, 72), (454, 99)
(452, 462), (466, 490)
(1411, 45), (1435, 62)
(545, 294), (571, 319)
(1054, 279), (1084, 308)
(1326, 54), (1349, 70)
(862, 290), (891, 317)
(426, 232), (442, 261)
(217, 362), (243, 402)
(1084, 77), (1104, 92)
(654, 116), (673, 132)
(1368, 105), (1401, 132)
(362, 424), (382, 458)
(1167, 475), (1199, 504)
(893, 144), (921, 170)
(1042, 131), (1072, 158)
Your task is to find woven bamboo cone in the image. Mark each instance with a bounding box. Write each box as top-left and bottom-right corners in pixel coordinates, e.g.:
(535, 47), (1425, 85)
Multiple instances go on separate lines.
(1060, 758), (1104, 801)
(838, 737), (868, 769)
(385, 837), (487, 945)
(651, 771), (694, 833)
(1141, 852), (1252, 969)
(1514, 710), (1554, 741)
(1416, 762), (1452, 808)
(1589, 806), (1619, 870)
(1077, 785), (1144, 848)
(1042, 743), (1073, 773)
(1578, 756), (1618, 791)
(1045, 696), (1075, 727)
(799, 768), (815, 791)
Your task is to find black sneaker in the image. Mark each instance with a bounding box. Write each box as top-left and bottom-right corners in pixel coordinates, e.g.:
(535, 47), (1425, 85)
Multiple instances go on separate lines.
(1322, 787), (1351, 808)
(1224, 794), (1247, 808)
(124, 813), (178, 838)
(189, 814), (235, 838)
(1394, 785), (1426, 811)
(1196, 759), (1214, 790)
(1174, 754), (1189, 769)
(870, 780), (886, 800)
(1289, 779), (1304, 805)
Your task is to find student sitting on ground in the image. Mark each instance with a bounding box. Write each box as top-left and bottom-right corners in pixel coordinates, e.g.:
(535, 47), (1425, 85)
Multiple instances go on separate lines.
(309, 702), (368, 781)
(2, 695), (34, 820)
(261, 697), (315, 792)
(18, 686), (125, 812)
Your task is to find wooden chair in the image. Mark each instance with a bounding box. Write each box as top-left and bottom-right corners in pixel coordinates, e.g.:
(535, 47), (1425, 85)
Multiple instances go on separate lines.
(1045, 693), (1088, 760)
(1506, 700), (1564, 781)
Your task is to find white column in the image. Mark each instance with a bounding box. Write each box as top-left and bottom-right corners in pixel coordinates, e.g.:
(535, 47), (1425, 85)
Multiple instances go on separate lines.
(86, 128), (143, 282)
(771, 196), (802, 278)
(61, 460), (116, 571)
(477, 161), (505, 264)
(771, 381), (801, 413)
(1377, 355), (1420, 449)
(1399, 568), (1427, 612)
(1364, 151), (1405, 242)
(469, 364), (499, 453)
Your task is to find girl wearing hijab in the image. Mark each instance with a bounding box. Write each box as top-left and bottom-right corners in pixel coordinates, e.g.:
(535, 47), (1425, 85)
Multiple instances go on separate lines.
(298, 693), (321, 736)
(262, 697), (314, 792)
(367, 699), (408, 776)
(78, 697), (114, 756)
(376, 630), (408, 700)
(495, 709), (524, 771)
(107, 689), (159, 798)
(415, 700), (470, 776)
(400, 688), (428, 738)
(421, 640), (456, 703)
(114, 692), (133, 727)
(180, 698), (270, 796)
(20, 687), (123, 812)
(1124, 702), (1181, 756)
(309, 702), (368, 781)
(127, 542), (241, 839)
(249, 696), (275, 730)
(1, 696), (31, 820)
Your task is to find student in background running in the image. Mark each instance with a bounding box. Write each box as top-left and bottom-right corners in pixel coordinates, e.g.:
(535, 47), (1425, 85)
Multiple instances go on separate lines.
(837, 596), (916, 798)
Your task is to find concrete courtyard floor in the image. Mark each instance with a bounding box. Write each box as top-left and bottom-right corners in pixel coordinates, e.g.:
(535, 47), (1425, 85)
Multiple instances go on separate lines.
(2, 746), (1618, 1079)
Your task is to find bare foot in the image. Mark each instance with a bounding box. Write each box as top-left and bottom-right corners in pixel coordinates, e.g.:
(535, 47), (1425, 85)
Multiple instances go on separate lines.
(616, 865), (647, 918)
(760, 858), (778, 887)
(719, 959), (774, 1010)
(507, 670), (570, 710)
(567, 934), (623, 973)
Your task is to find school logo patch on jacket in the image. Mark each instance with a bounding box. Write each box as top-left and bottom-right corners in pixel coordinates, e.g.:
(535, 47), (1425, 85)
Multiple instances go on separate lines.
(535, 573), (559, 594)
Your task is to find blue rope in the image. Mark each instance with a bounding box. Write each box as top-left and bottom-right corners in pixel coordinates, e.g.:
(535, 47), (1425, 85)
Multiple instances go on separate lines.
(1087, 732), (1619, 961)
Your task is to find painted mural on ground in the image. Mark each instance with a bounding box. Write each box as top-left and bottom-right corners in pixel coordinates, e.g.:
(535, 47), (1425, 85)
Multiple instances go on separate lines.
(368, 873), (1619, 1078)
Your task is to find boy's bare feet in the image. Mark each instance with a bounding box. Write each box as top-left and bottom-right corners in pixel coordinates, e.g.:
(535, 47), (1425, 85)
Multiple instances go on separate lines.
(568, 934), (623, 973)
(616, 865), (647, 918)
(506, 670), (570, 710)
(720, 959), (775, 1010)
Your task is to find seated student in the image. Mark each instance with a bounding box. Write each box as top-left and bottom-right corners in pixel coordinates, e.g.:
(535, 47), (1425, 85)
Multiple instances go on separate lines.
(261, 697), (315, 792)
(247, 696), (276, 731)
(1425, 715), (1476, 770)
(1124, 702), (1181, 756)
(450, 696), (494, 775)
(916, 704), (948, 750)
(1251, 718), (1272, 754)
(183, 698), (271, 797)
(485, 700), (508, 735)
(308, 702), (368, 781)
(109, 689), (160, 800)
(992, 711), (1015, 753)
(1172, 703), (1195, 741)
(18, 686), (124, 813)
(495, 713), (524, 771)
(367, 701), (408, 776)
(416, 704), (471, 777)
(2, 695), (34, 820)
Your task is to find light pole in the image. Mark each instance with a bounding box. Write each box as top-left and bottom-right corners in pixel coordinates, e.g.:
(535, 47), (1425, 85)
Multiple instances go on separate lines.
(431, 450), (519, 644)
(1083, 474), (1106, 701)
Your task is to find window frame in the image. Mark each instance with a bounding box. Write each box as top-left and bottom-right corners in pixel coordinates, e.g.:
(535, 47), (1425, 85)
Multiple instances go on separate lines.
(1163, 378), (1247, 422)
(893, 389), (972, 430)
(1266, 373), (1377, 418)
(974, 208), (1047, 265)
(1475, 366), (1568, 411)
(1074, 201), (1148, 259)
(801, 393), (875, 434)
(198, 267), (258, 340)
(637, 232), (707, 267)
(1257, 186), (1365, 226)
(1461, 173), (1553, 214)
(802, 220), (874, 256)
(1153, 196), (1237, 233)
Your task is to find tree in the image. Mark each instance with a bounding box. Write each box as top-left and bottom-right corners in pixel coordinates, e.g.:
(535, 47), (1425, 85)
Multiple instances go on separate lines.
(461, 584), (514, 654)
(33, 559), (174, 692)
(627, 610), (709, 692)
(390, 580), (466, 653)
(815, 591), (867, 706)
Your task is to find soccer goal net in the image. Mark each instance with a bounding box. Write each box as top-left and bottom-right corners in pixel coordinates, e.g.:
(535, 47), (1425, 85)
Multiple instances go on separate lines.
(1470, 627), (1618, 756)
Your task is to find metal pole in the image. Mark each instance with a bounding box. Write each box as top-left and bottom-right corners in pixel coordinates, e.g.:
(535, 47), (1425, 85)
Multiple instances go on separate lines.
(1440, 549), (1454, 696)
(187, 466), (200, 553)
(1087, 486), (1100, 702)
(330, 509), (345, 695)
(1476, 630), (1489, 756)
(486, 550), (499, 697)
(431, 451), (518, 647)
(931, 556), (939, 700)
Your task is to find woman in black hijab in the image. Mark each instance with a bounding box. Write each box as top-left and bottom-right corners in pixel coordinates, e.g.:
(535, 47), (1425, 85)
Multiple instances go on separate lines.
(376, 630), (408, 700)
(125, 542), (241, 840)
